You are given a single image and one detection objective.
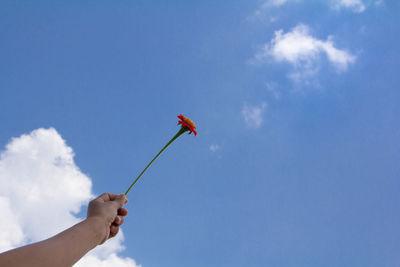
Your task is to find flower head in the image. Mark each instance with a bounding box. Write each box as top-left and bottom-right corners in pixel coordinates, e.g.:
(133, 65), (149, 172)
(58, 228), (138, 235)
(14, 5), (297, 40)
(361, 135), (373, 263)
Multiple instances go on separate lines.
(178, 114), (197, 136)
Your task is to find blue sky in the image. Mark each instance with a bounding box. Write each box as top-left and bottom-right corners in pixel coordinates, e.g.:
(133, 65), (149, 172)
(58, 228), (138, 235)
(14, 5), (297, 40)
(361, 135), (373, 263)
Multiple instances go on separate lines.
(1, 0), (399, 266)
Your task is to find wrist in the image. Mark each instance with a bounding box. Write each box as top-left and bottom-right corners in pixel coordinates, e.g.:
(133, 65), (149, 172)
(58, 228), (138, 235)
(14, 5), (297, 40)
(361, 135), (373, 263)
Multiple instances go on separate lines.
(85, 216), (109, 245)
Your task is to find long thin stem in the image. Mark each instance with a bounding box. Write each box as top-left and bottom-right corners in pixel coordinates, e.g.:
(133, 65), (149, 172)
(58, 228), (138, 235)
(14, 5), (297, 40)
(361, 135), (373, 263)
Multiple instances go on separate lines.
(125, 127), (187, 195)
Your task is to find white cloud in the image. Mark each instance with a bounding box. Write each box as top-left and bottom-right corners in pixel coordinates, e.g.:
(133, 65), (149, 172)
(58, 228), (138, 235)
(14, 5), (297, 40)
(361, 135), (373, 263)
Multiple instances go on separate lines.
(209, 144), (220, 152)
(332, 0), (366, 13)
(241, 103), (267, 129)
(0, 197), (24, 251)
(254, 24), (355, 81)
(0, 128), (140, 267)
(76, 253), (139, 267)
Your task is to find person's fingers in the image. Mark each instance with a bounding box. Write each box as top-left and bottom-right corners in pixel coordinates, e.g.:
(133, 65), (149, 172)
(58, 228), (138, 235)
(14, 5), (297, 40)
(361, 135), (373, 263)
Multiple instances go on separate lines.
(96, 193), (112, 202)
(113, 216), (124, 226)
(113, 194), (127, 209)
(96, 193), (121, 202)
(110, 225), (119, 238)
(109, 193), (124, 201)
(118, 207), (128, 216)
(113, 215), (122, 225)
(96, 193), (127, 203)
(117, 194), (128, 204)
(110, 225), (118, 234)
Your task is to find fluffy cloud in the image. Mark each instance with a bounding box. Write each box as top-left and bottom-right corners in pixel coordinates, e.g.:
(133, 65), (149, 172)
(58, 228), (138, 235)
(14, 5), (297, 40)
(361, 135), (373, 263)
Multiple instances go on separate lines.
(0, 128), (140, 267)
(0, 197), (24, 250)
(76, 253), (139, 267)
(241, 103), (267, 129)
(254, 24), (355, 81)
(332, 0), (366, 13)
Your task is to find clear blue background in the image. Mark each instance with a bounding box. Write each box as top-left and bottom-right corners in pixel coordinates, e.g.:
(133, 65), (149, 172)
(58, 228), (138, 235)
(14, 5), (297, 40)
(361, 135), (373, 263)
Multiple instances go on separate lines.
(1, 1), (399, 266)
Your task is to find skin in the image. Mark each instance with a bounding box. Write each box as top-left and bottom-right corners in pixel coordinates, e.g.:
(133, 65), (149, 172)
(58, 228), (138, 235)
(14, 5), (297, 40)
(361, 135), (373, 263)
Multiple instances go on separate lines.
(0, 193), (128, 267)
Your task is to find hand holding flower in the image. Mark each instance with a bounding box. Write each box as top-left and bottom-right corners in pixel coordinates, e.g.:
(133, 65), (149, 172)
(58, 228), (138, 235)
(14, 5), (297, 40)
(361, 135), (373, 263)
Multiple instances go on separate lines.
(87, 193), (128, 244)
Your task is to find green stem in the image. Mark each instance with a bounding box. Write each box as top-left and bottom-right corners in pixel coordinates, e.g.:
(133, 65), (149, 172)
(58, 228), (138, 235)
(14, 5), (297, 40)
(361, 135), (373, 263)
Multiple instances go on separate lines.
(125, 127), (187, 195)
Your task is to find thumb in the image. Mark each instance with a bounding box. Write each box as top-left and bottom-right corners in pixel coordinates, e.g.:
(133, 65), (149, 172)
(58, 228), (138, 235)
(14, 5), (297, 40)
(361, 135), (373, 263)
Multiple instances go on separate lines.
(114, 194), (127, 208)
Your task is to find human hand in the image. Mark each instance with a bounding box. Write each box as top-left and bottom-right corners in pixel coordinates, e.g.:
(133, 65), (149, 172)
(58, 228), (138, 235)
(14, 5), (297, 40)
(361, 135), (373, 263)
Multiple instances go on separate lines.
(87, 193), (128, 244)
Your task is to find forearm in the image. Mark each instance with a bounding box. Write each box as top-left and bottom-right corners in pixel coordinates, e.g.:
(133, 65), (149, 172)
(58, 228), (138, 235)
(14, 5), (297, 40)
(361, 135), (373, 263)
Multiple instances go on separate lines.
(0, 217), (105, 267)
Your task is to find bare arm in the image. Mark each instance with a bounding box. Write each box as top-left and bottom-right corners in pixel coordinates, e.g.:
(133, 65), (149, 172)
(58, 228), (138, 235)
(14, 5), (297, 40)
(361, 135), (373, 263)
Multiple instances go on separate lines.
(0, 193), (128, 267)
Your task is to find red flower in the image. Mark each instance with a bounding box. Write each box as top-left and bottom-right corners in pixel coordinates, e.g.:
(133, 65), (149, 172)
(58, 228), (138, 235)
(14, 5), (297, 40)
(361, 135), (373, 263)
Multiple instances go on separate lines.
(178, 114), (197, 136)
